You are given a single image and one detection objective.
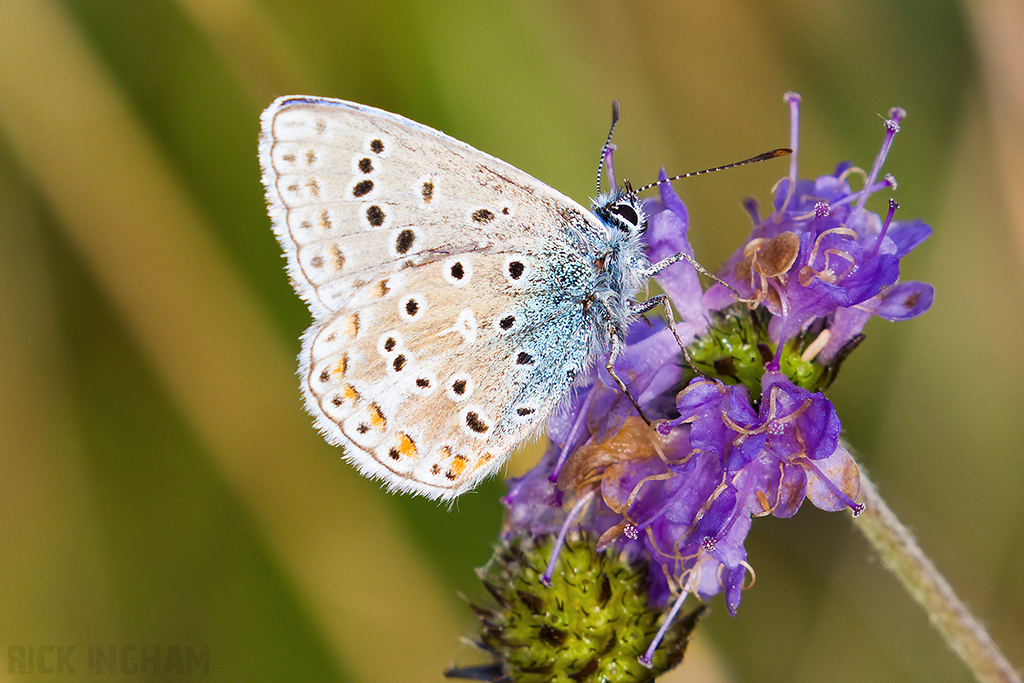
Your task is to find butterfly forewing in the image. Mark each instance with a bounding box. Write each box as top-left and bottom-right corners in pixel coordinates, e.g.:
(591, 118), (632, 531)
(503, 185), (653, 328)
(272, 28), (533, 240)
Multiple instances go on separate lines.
(259, 96), (607, 499)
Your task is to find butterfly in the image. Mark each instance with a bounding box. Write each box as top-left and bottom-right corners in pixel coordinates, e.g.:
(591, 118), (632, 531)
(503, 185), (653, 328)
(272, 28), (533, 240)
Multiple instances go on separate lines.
(258, 96), (787, 500)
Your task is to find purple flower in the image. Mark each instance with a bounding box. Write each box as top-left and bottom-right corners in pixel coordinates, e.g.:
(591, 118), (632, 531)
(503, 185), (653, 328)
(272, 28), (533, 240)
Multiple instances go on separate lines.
(706, 94), (934, 364)
(461, 94), (934, 678)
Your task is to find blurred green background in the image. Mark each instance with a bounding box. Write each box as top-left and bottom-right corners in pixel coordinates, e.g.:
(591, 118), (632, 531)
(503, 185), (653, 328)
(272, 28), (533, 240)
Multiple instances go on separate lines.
(1, 0), (1022, 681)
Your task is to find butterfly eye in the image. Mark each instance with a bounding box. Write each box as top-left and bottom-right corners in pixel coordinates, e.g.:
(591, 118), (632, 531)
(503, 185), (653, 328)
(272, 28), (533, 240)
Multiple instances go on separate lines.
(593, 189), (646, 234)
(609, 201), (642, 232)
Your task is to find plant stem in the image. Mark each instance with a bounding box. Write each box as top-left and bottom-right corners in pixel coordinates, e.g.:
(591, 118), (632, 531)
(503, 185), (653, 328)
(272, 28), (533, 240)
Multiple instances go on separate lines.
(855, 468), (1020, 683)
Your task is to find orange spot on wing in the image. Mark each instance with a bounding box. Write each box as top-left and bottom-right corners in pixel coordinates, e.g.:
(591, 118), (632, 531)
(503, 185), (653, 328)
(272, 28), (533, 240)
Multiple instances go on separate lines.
(369, 404), (386, 431)
(473, 452), (495, 471)
(448, 454), (469, 478)
(339, 311), (360, 339)
(397, 433), (417, 457)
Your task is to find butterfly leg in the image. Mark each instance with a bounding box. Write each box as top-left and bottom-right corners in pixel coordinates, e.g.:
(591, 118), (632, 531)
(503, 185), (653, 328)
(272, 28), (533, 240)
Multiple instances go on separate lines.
(605, 334), (651, 425)
(632, 293), (702, 376)
(645, 251), (741, 299)
(607, 286), (710, 426)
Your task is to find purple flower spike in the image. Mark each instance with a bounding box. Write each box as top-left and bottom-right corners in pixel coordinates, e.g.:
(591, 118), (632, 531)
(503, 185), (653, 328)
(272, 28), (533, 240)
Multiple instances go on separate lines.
(455, 95), (934, 682)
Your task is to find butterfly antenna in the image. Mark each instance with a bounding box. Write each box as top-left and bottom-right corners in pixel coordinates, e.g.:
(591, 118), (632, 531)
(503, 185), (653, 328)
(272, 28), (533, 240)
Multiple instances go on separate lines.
(634, 148), (792, 194)
(596, 100), (621, 195)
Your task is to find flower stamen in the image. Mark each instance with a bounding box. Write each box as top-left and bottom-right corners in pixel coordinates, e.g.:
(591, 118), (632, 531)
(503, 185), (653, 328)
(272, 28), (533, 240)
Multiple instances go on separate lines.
(639, 583), (694, 668)
(541, 488), (597, 586)
(854, 109), (905, 213)
(869, 198), (899, 259)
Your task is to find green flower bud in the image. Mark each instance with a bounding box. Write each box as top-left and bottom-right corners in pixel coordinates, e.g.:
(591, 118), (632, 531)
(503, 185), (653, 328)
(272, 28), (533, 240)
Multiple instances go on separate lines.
(448, 533), (704, 683)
